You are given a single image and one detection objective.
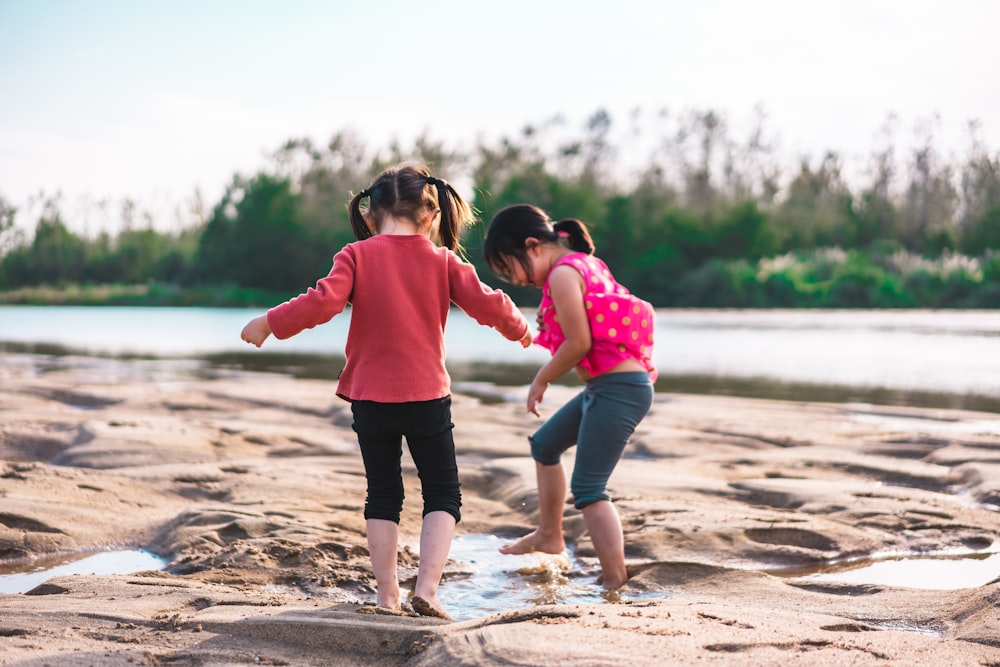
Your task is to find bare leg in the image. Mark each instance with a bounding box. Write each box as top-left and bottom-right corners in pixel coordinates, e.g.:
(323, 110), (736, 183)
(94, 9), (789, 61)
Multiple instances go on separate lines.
(500, 461), (568, 555)
(366, 518), (401, 609)
(411, 510), (456, 620)
(581, 499), (628, 589)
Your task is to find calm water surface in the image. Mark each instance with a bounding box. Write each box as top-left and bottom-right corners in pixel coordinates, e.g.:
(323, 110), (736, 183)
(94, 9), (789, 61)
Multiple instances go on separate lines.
(0, 549), (167, 594)
(3, 305), (1000, 411)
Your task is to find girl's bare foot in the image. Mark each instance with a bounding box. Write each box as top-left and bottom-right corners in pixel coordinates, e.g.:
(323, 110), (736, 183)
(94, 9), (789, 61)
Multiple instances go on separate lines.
(411, 596), (453, 621)
(376, 591), (400, 610)
(498, 530), (565, 555)
(600, 574), (629, 590)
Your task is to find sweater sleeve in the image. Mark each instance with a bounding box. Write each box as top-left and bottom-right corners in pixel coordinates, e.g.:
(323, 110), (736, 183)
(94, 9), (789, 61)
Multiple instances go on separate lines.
(266, 246), (356, 340)
(447, 252), (529, 341)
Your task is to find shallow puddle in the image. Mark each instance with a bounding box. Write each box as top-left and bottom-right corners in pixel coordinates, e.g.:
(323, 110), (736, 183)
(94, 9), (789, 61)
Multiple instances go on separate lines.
(786, 550), (1000, 590)
(431, 533), (652, 621)
(0, 549), (167, 594)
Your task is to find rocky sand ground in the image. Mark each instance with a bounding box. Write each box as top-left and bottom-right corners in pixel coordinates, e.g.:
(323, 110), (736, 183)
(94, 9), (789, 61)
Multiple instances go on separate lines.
(1, 353), (998, 665)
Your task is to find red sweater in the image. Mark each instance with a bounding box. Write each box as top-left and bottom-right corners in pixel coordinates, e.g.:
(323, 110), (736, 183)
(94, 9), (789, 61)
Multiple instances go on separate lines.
(266, 234), (529, 402)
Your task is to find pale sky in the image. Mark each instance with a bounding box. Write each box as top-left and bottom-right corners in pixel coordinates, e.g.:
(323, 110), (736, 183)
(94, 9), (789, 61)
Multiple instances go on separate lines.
(1, 0), (998, 233)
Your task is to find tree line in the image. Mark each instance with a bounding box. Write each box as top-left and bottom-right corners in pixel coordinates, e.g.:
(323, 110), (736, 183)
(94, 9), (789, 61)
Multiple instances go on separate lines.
(2, 108), (999, 308)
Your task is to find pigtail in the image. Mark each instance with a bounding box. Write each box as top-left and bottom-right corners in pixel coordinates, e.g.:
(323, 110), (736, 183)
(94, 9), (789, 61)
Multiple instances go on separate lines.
(553, 218), (596, 255)
(430, 180), (456, 253)
(432, 179), (475, 256)
(347, 190), (374, 241)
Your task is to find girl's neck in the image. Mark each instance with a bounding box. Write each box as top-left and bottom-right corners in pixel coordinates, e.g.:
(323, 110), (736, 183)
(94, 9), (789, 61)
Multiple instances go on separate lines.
(377, 215), (427, 238)
(544, 244), (576, 275)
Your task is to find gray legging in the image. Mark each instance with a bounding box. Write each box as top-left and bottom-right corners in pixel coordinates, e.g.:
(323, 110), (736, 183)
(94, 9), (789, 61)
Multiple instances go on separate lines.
(529, 371), (654, 509)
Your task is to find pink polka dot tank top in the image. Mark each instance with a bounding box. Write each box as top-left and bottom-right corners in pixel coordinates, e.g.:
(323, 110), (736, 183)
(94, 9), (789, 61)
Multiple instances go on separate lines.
(535, 253), (657, 381)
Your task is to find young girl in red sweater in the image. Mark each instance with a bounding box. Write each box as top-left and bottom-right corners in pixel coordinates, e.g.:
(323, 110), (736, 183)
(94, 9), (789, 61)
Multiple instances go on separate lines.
(241, 163), (531, 620)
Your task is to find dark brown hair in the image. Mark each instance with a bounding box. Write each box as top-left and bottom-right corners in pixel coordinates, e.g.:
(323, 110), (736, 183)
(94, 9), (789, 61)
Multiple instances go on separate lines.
(482, 204), (595, 282)
(347, 163), (474, 253)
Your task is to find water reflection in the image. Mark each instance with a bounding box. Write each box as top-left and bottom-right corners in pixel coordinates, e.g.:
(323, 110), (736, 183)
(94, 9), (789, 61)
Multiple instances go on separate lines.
(202, 350), (348, 381)
(662, 374), (1000, 414)
(431, 534), (642, 621)
(0, 549), (167, 594)
(783, 550), (1000, 590)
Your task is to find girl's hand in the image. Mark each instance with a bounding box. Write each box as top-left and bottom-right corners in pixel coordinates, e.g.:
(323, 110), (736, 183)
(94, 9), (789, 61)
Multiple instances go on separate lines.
(526, 378), (548, 417)
(241, 315), (272, 348)
(519, 329), (534, 348)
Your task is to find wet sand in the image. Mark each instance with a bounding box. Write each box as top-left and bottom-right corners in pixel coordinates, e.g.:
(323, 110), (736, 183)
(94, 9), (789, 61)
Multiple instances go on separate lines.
(1, 352), (999, 665)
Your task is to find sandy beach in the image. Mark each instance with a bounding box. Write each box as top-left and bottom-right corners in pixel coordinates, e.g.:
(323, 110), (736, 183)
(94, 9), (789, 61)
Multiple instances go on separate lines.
(1, 352), (998, 666)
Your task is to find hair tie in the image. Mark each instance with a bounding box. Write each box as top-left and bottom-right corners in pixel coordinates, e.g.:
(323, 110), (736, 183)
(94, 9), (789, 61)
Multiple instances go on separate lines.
(359, 188), (371, 198)
(557, 230), (570, 239)
(426, 176), (444, 187)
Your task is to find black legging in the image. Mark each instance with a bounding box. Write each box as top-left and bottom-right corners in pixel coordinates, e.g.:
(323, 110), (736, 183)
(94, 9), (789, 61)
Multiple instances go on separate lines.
(351, 396), (461, 524)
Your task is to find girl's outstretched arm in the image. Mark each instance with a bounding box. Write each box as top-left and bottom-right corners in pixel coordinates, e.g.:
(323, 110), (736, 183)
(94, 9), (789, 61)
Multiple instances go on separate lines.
(447, 252), (531, 342)
(241, 315), (272, 348)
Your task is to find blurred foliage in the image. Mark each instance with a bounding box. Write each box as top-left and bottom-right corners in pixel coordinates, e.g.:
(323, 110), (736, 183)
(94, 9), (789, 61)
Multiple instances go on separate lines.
(2, 110), (1000, 309)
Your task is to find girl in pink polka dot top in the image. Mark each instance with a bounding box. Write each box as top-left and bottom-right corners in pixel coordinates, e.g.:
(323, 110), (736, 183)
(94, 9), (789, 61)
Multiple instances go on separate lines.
(534, 251), (656, 383)
(483, 204), (656, 590)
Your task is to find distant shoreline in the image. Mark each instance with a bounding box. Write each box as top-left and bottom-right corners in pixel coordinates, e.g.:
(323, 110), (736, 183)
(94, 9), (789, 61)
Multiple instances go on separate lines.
(0, 283), (296, 308)
(5, 280), (1000, 310)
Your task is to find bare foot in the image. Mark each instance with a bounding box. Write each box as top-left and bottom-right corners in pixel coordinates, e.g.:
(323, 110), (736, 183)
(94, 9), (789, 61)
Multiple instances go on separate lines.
(600, 574), (629, 590)
(376, 592), (400, 609)
(598, 564), (630, 590)
(411, 596), (453, 621)
(498, 530), (565, 555)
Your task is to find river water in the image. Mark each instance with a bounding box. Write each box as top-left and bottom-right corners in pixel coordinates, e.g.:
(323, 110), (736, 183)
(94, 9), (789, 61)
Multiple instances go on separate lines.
(2, 305), (1000, 412)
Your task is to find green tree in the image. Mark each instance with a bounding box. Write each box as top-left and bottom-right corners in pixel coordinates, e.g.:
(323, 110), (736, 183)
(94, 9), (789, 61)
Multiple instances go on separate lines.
(958, 127), (1000, 253)
(0, 196), (16, 256)
(14, 204), (87, 286)
(773, 153), (856, 250)
(853, 120), (900, 247)
(195, 174), (321, 290)
(113, 228), (170, 283)
(713, 201), (776, 260)
(963, 205), (1000, 253)
(900, 122), (958, 253)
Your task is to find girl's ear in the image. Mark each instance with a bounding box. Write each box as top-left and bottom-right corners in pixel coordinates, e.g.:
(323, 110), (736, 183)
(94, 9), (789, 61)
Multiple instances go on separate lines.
(524, 237), (542, 254)
(418, 206), (440, 227)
